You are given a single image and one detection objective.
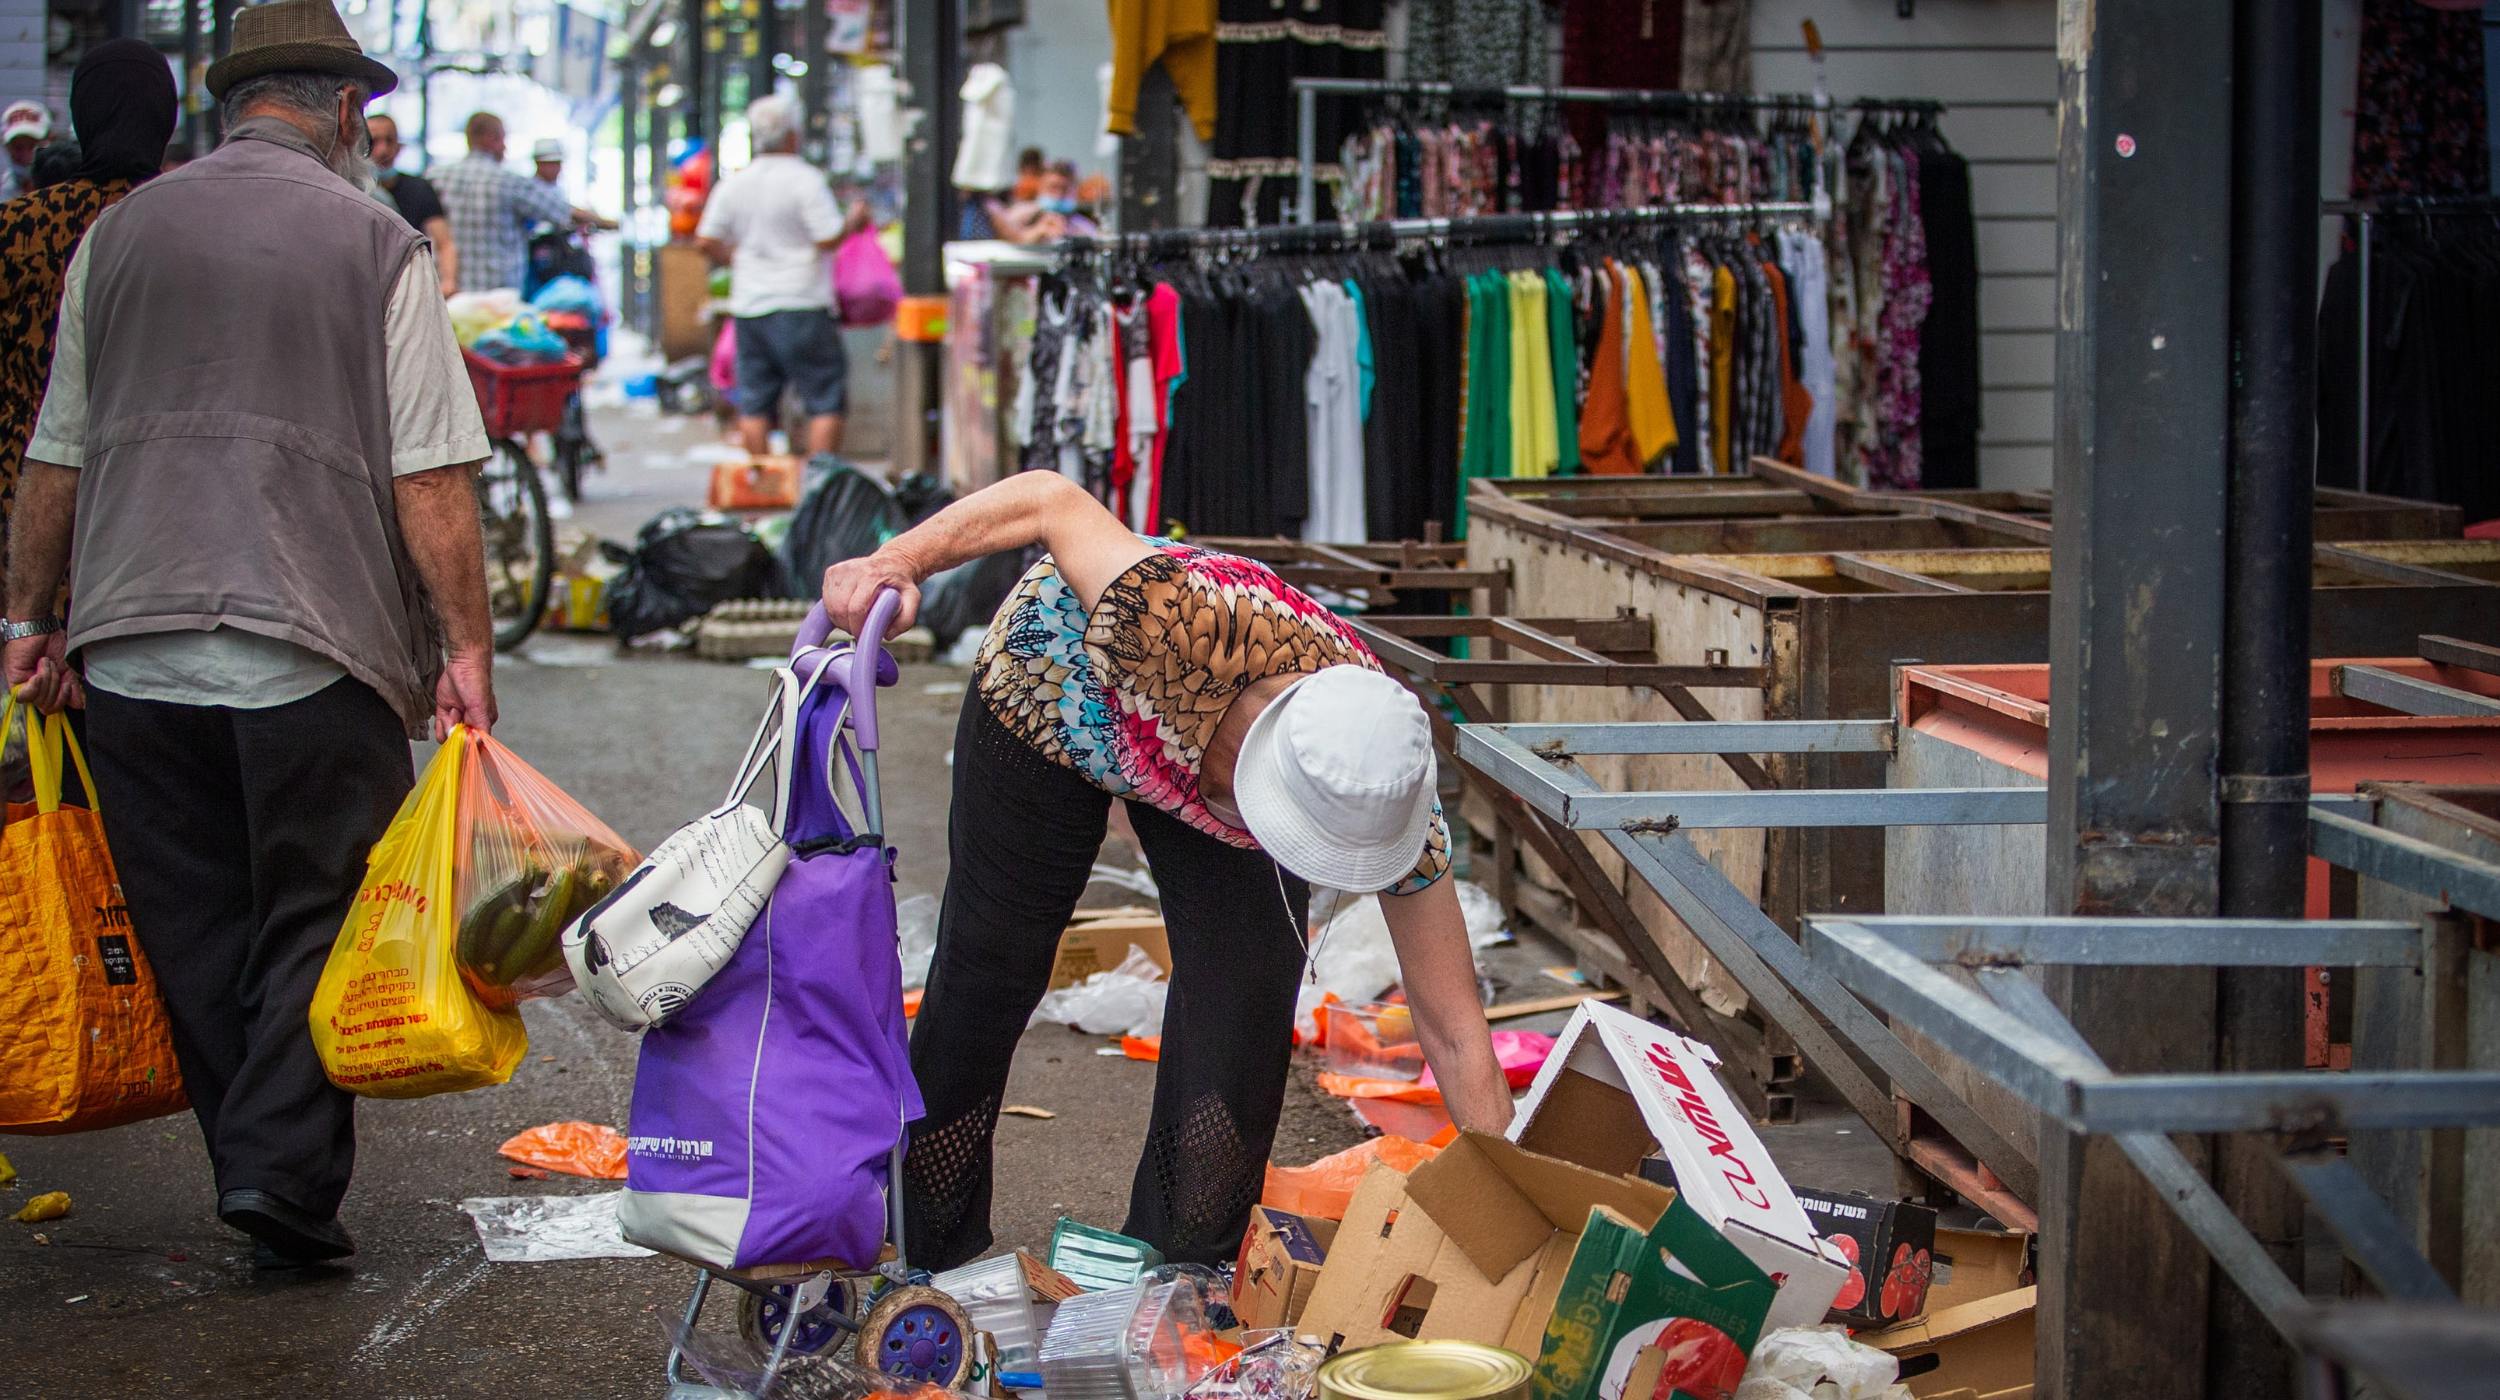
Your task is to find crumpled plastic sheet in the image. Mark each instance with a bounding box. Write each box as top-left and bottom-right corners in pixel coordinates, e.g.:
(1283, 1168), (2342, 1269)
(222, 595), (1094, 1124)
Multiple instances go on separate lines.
(1260, 1136), (1442, 1220)
(498, 1120), (630, 1180)
(1735, 1326), (1910, 1400)
(1088, 862), (1161, 900)
(1186, 1329), (1325, 1400)
(897, 893), (941, 989)
(460, 1192), (655, 1262)
(1294, 881), (1509, 1039)
(1030, 946), (1170, 1038)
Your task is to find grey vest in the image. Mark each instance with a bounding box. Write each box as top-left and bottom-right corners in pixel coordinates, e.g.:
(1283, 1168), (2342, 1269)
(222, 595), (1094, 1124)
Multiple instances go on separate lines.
(70, 117), (438, 735)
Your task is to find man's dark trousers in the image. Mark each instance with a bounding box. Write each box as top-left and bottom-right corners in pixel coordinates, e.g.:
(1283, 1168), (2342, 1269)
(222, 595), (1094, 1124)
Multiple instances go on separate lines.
(84, 678), (412, 1220)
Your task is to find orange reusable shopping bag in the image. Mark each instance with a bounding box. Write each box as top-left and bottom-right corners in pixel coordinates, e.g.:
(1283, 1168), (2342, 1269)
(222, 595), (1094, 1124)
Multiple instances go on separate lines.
(0, 694), (186, 1134)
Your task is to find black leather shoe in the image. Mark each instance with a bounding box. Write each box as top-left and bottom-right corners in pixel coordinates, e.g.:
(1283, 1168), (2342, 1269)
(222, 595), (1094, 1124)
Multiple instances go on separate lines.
(250, 1241), (348, 1272)
(219, 1189), (354, 1262)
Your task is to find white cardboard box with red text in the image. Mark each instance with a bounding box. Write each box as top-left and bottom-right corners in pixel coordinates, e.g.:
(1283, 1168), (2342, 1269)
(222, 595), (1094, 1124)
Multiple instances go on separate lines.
(1506, 999), (1849, 1331)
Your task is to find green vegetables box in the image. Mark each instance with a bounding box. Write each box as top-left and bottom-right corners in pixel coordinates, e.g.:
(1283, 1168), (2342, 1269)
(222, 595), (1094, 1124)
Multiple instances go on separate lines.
(1534, 1195), (1776, 1400)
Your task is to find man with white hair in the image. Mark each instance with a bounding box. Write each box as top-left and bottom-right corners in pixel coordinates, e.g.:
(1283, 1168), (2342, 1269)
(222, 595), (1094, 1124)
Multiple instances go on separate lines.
(696, 95), (862, 456)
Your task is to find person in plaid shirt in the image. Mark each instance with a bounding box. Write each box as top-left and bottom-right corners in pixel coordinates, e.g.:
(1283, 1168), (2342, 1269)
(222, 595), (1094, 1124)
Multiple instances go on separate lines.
(433, 111), (602, 293)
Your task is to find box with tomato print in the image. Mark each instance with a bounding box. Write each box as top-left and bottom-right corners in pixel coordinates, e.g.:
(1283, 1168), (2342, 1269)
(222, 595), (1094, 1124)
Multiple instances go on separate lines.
(1792, 1190), (1938, 1328)
(1532, 1192), (1777, 1400)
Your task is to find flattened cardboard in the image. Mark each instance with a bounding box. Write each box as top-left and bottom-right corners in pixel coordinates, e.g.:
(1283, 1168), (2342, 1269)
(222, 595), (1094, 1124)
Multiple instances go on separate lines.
(1861, 1286), (2036, 1400)
(1790, 1188), (1939, 1328)
(1297, 1133), (1676, 1358)
(1233, 1206), (1339, 1331)
(1510, 1000), (1849, 1330)
(1922, 1228), (2031, 1318)
(1534, 1195), (1776, 1400)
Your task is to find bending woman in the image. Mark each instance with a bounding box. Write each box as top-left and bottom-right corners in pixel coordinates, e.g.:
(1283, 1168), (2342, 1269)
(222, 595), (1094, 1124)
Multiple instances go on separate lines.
(820, 472), (1511, 1268)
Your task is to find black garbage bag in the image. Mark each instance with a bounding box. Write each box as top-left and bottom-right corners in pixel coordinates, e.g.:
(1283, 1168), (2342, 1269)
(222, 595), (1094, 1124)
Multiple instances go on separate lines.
(916, 546), (1038, 654)
(607, 507), (789, 640)
(779, 461), (902, 593)
(890, 470), (955, 529)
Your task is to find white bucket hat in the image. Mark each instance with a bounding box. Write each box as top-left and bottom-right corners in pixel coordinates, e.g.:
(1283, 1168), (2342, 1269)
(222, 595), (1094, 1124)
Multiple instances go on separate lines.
(1232, 666), (1437, 892)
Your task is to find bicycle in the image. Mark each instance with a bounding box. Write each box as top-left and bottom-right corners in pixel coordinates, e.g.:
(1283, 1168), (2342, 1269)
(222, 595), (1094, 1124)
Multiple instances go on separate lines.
(465, 350), (585, 652)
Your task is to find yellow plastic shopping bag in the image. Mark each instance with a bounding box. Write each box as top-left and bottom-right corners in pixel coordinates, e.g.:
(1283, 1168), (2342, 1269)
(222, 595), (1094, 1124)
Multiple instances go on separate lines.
(311, 728), (523, 1097)
(310, 726), (636, 1098)
(0, 694), (186, 1133)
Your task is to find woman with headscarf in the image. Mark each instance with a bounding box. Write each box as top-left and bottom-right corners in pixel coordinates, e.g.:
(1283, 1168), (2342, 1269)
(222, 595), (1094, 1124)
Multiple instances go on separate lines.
(0, 40), (178, 619)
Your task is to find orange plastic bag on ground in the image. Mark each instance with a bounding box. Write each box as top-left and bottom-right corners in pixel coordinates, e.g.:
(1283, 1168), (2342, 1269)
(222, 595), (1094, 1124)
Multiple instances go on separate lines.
(1260, 1136), (1441, 1221)
(498, 1120), (629, 1179)
(310, 727), (637, 1098)
(0, 695), (185, 1134)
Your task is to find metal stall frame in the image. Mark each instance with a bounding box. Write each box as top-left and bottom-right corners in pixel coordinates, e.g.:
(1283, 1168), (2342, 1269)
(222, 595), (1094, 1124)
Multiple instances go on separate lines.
(1348, 612), (1792, 1116)
(1458, 715), (2500, 1329)
(1799, 798), (2500, 1349)
(1459, 473), (2500, 1080)
(1455, 718), (2050, 1225)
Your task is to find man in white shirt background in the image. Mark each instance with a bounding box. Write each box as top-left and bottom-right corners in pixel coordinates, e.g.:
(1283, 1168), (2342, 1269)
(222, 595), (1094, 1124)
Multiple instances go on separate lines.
(697, 94), (867, 457)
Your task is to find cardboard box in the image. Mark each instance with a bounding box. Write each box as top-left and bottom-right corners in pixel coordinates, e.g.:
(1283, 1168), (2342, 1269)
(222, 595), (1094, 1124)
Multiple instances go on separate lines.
(1860, 1286), (2036, 1400)
(1299, 1133), (1674, 1357)
(1232, 1206), (1339, 1331)
(1050, 914), (1171, 990)
(1534, 1190), (1777, 1400)
(1922, 1227), (2031, 1318)
(1786, 1188), (1938, 1328)
(708, 456), (802, 512)
(1509, 999), (1850, 1331)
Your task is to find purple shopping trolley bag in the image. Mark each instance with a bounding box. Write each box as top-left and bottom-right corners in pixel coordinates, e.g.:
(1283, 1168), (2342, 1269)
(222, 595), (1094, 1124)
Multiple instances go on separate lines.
(618, 636), (921, 1270)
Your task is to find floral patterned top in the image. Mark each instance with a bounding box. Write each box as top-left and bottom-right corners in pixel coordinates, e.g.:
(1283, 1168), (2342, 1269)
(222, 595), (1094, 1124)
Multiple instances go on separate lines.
(974, 541), (1451, 895)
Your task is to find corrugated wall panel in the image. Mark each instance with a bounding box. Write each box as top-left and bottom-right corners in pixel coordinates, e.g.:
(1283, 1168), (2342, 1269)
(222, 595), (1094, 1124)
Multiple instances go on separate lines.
(1753, 0), (2060, 490)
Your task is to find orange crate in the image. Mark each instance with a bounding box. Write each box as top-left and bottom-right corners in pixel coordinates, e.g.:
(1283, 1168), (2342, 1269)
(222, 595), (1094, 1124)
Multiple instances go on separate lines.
(464, 350), (584, 437)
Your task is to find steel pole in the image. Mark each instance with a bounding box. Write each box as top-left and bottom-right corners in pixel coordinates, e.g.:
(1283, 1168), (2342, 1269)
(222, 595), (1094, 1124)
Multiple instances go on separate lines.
(2044, 0), (2235, 1392)
(2215, 5), (2320, 1386)
(683, 0), (708, 152)
(752, 0), (780, 111)
(895, 0), (960, 479)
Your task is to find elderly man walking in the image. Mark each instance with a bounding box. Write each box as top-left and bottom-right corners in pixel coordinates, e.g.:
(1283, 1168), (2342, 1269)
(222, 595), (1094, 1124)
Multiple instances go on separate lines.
(434, 110), (601, 294)
(1, 0), (497, 1268)
(697, 95), (863, 456)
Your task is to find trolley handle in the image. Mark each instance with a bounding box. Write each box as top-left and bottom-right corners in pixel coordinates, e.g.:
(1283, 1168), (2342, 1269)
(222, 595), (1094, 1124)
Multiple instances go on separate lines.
(792, 588), (903, 752)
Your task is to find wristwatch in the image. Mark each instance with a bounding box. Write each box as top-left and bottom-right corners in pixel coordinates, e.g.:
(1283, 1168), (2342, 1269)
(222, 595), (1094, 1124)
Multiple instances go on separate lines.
(1, 617), (64, 643)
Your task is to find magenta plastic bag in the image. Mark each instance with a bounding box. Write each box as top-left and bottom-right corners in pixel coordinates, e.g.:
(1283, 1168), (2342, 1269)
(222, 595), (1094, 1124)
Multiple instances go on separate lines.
(710, 318), (738, 394)
(832, 230), (900, 328)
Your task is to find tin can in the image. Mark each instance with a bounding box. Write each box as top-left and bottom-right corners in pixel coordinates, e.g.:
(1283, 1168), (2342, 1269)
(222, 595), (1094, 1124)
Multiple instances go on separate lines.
(1317, 1342), (1534, 1400)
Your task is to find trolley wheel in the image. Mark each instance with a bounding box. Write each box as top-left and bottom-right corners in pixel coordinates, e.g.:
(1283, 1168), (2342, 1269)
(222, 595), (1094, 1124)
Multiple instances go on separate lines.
(859, 1284), (973, 1388)
(735, 1276), (857, 1358)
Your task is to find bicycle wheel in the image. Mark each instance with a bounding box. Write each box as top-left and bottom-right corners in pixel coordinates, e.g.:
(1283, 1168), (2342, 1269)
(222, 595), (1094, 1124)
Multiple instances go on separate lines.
(477, 436), (554, 652)
(554, 391), (603, 501)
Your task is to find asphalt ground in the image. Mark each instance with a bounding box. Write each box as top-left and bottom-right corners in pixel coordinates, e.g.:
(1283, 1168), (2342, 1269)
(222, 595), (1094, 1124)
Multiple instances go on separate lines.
(0, 396), (1893, 1398)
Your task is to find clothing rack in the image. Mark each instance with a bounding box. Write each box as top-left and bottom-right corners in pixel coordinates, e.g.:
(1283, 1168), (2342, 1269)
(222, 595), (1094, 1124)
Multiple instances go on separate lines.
(2318, 195), (2500, 492)
(1062, 201), (1821, 265)
(1293, 77), (1948, 225)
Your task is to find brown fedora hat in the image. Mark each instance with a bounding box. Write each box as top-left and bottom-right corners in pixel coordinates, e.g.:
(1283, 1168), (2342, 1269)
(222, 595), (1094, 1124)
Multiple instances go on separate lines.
(206, 0), (398, 101)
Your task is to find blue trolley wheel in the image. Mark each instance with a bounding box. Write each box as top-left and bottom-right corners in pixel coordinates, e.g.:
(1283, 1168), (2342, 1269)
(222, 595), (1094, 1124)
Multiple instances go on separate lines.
(736, 1276), (856, 1357)
(859, 1284), (973, 1388)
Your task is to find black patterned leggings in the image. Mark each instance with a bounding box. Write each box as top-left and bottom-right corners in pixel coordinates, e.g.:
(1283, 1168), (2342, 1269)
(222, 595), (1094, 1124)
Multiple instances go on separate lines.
(903, 691), (1313, 1269)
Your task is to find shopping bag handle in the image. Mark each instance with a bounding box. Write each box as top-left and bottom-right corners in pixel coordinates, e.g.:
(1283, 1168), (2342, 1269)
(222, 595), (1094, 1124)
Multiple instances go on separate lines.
(792, 589), (901, 752)
(2, 691), (101, 816)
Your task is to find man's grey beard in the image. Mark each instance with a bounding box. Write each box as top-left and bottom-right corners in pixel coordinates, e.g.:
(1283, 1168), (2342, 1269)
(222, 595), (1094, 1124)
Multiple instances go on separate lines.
(326, 139), (371, 184)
